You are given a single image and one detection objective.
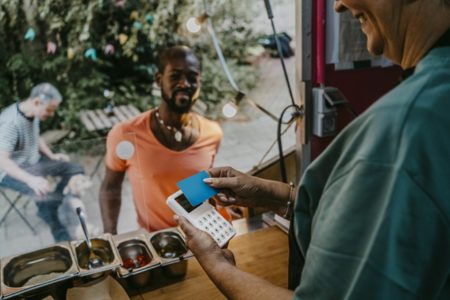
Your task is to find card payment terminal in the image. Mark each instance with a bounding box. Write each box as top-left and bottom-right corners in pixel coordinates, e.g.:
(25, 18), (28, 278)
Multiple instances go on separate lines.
(167, 190), (236, 247)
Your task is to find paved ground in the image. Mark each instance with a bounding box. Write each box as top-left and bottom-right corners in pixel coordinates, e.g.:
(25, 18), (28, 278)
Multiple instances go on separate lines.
(0, 0), (296, 258)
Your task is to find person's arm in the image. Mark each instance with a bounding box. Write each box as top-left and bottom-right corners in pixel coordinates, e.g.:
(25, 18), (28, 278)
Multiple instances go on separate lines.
(176, 216), (294, 300)
(205, 167), (294, 215)
(99, 166), (125, 234)
(205, 260), (293, 300)
(0, 150), (50, 195)
(38, 137), (54, 158)
(38, 138), (70, 161)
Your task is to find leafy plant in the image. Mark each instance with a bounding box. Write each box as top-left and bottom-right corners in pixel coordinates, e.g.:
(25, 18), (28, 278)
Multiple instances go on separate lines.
(0, 0), (258, 145)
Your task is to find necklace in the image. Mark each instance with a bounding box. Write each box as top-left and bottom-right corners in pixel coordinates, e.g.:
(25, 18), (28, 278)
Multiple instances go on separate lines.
(155, 110), (192, 142)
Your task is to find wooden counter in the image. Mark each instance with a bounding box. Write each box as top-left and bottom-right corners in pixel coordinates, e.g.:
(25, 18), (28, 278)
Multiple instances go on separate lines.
(134, 226), (289, 300)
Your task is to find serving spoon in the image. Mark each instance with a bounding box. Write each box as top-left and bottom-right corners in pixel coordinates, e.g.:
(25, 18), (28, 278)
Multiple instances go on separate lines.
(76, 207), (103, 269)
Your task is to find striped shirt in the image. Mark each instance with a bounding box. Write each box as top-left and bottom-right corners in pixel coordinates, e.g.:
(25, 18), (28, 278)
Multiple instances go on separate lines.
(0, 103), (40, 181)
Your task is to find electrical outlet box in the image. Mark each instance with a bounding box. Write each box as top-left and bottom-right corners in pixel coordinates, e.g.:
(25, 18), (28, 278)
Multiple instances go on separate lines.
(314, 111), (338, 137)
(312, 87), (342, 137)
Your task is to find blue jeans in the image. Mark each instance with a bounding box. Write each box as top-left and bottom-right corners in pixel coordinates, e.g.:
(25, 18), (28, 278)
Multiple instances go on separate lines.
(0, 155), (84, 242)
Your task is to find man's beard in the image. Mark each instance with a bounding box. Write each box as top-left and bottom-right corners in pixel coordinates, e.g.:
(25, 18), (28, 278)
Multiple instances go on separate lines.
(164, 88), (196, 114)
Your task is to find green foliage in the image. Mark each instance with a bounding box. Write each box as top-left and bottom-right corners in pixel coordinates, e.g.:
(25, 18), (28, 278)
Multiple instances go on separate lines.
(0, 0), (258, 142)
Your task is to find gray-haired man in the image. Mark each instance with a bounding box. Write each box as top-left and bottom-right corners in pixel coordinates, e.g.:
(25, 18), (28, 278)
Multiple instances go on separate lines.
(0, 83), (83, 242)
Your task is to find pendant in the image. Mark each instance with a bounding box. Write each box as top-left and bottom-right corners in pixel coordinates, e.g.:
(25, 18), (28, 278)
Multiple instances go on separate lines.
(174, 131), (182, 142)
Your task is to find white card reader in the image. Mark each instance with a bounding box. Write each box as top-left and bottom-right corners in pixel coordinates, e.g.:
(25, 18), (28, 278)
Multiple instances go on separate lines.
(167, 190), (236, 248)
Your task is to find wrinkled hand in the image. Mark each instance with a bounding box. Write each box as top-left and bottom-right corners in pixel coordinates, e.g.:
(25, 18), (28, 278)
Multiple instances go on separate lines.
(26, 176), (50, 196)
(175, 215), (236, 266)
(205, 167), (266, 209)
(51, 153), (70, 162)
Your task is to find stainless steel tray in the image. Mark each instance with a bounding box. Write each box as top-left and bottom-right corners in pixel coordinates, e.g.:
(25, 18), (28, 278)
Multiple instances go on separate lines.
(70, 233), (121, 278)
(0, 228), (193, 298)
(0, 242), (78, 299)
(147, 227), (193, 267)
(113, 229), (161, 278)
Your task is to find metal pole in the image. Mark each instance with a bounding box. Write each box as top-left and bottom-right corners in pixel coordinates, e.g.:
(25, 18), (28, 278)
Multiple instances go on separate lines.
(295, 0), (313, 181)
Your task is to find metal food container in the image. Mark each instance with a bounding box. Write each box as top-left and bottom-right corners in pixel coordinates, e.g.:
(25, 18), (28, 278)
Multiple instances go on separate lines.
(148, 227), (193, 278)
(70, 233), (121, 278)
(0, 242), (78, 299)
(113, 230), (161, 287)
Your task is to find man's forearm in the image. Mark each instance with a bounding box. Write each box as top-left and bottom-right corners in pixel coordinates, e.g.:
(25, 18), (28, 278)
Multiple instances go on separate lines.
(99, 187), (122, 234)
(0, 157), (33, 184)
(38, 138), (54, 158)
(201, 257), (293, 300)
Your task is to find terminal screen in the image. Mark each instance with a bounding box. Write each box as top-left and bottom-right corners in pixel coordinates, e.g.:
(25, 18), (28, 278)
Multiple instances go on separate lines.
(175, 193), (201, 213)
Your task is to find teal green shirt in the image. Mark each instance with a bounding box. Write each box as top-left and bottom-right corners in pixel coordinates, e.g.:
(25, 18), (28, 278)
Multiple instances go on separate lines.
(293, 47), (450, 299)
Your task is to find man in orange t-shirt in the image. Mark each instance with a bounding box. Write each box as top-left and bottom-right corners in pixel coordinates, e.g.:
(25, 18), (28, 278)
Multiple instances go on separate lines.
(99, 45), (223, 233)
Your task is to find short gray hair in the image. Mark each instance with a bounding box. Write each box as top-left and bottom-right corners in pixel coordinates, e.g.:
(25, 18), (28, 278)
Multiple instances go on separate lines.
(29, 83), (62, 103)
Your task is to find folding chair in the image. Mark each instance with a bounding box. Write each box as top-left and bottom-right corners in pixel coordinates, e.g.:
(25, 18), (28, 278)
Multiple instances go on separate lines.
(0, 189), (37, 234)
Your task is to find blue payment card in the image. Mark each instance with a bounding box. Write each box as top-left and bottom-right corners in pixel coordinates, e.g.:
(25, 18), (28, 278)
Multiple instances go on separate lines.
(176, 170), (219, 206)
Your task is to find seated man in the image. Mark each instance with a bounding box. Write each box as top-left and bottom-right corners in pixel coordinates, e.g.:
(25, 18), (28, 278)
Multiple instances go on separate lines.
(100, 45), (224, 234)
(0, 83), (84, 242)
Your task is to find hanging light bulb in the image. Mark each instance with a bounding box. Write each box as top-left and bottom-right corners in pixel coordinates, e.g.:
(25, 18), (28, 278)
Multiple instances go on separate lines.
(186, 17), (202, 33)
(222, 91), (245, 119)
(222, 101), (238, 119)
(186, 13), (209, 34)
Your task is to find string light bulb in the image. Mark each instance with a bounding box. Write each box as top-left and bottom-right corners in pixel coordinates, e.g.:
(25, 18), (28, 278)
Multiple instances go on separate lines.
(186, 17), (201, 33)
(222, 91), (245, 119)
(222, 101), (238, 119)
(186, 13), (209, 33)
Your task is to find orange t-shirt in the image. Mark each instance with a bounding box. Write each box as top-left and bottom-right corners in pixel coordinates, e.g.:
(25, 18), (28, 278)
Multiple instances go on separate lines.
(105, 110), (223, 232)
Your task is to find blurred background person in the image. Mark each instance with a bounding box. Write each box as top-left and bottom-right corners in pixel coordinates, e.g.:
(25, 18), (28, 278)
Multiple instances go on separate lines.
(0, 83), (84, 242)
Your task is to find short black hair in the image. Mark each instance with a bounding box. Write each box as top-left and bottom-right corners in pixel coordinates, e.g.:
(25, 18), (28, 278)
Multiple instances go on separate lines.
(157, 45), (201, 73)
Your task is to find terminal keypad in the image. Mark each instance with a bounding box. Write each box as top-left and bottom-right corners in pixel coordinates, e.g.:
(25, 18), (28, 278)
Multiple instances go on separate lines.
(197, 209), (235, 247)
